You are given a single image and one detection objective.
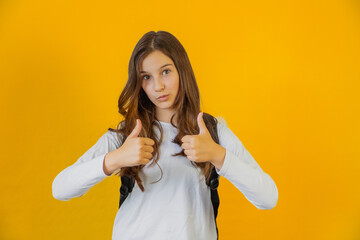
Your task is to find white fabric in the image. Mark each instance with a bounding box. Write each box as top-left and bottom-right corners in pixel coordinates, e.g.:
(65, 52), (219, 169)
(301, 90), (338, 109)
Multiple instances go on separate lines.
(52, 116), (278, 240)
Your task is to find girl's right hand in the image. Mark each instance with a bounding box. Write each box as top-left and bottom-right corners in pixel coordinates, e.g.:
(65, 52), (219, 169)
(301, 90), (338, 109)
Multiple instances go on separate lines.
(103, 119), (155, 175)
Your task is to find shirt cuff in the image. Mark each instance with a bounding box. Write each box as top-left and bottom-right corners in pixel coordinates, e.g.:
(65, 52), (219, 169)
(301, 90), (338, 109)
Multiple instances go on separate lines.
(93, 153), (110, 178)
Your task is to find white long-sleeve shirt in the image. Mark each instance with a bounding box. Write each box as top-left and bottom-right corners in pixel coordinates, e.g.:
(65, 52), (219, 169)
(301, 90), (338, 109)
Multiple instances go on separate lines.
(52, 116), (278, 240)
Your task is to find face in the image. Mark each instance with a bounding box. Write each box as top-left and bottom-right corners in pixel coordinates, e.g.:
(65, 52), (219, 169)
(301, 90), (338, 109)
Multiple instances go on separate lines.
(140, 50), (180, 121)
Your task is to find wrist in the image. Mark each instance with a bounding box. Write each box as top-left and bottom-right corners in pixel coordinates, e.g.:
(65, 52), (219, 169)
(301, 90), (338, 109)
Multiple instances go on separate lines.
(103, 151), (119, 176)
(210, 144), (226, 170)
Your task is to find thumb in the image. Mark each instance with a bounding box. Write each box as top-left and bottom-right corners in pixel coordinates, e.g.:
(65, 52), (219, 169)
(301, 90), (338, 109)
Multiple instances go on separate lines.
(197, 112), (208, 135)
(128, 119), (142, 138)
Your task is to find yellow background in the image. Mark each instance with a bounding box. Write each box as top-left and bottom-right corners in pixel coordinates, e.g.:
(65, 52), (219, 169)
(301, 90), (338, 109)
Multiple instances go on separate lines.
(1, 0), (359, 239)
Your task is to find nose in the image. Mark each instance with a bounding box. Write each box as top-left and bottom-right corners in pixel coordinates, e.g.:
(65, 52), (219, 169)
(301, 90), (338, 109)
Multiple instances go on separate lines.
(154, 77), (165, 92)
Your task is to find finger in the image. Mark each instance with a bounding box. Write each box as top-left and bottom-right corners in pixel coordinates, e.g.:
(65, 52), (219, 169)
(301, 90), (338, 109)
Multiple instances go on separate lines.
(142, 151), (153, 160)
(138, 137), (155, 145)
(197, 112), (208, 135)
(181, 142), (193, 150)
(128, 119), (142, 138)
(140, 158), (150, 165)
(184, 149), (195, 156)
(143, 145), (154, 153)
(186, 155), (195, 162)
(181, 135), (191, 143)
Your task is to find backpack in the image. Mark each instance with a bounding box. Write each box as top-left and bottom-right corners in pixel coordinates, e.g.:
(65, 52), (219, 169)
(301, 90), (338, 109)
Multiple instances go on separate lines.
(118, 115), (221, 239)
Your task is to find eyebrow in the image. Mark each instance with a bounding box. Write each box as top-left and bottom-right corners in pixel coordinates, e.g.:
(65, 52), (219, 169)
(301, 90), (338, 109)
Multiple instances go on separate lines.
(140, 64), (173, 74)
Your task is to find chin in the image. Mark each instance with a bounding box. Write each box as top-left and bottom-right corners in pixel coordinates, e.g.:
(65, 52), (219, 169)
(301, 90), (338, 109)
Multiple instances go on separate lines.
(156, 102), (174, 109)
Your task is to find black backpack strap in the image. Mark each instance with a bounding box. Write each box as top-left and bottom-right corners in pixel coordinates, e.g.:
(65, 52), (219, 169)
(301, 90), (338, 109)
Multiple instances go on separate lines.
(209, 167), (220, 217)
(204, 113), (221, 239)
(208, 166), (220, 239)
(119, 175), (135, 209)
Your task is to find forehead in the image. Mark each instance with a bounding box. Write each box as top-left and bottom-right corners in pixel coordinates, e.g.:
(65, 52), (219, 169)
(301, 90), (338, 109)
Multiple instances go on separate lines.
(140, 50), (173, 72)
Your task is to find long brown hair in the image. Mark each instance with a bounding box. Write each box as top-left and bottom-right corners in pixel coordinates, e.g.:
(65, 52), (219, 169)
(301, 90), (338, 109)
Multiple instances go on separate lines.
(108, 30), (219, 192)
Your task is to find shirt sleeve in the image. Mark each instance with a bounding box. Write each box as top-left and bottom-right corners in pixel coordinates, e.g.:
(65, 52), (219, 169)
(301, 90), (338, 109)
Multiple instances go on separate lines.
(214, 116), (279, 209)
(52, 130), (122, 201)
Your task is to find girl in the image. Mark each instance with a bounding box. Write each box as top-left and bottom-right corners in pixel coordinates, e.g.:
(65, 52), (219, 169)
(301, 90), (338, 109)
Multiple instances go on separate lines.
(52, 30), (278, 240)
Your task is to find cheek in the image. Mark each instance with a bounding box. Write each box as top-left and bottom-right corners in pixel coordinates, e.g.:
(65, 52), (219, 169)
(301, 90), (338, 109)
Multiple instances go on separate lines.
(141, 84), (149, 94)
(142, 86), (155, 100)
(173, 78), (180, 92)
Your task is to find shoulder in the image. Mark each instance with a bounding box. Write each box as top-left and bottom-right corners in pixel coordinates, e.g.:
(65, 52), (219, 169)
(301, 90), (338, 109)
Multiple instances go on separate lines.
(214, 115), (229, 132)
(214, 116), (227, 126)
(202, 112), (228, 129)
(99, 129), (123, 148)
(213, 116), (233, 146)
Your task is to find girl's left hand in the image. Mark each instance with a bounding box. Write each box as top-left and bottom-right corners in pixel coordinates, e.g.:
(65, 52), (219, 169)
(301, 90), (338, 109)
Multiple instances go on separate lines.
(181, 112), (225, 166)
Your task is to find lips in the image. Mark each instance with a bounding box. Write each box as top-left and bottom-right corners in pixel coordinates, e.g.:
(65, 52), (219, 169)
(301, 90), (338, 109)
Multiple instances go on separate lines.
(157, 94), (168, 99)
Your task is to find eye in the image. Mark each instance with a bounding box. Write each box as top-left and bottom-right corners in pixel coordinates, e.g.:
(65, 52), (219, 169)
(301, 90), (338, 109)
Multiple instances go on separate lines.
(142, 69), (170, 80)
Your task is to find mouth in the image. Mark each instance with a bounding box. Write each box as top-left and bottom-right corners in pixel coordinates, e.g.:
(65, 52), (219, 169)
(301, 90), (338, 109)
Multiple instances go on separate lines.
(157, 94), (169, 99)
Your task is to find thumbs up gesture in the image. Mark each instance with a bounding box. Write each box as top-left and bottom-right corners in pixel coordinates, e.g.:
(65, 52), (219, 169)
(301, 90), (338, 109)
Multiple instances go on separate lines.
(104, 119), (155, 175)
(119, 119), (155, 167)
(181, 112), (226, 168)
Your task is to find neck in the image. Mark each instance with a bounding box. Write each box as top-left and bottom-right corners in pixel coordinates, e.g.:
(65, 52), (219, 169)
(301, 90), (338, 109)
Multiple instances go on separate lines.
(156, 109), (177, 124)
